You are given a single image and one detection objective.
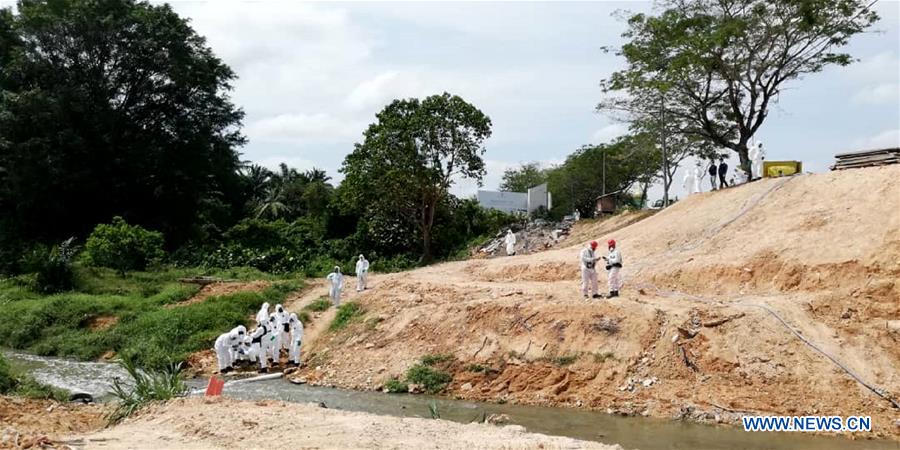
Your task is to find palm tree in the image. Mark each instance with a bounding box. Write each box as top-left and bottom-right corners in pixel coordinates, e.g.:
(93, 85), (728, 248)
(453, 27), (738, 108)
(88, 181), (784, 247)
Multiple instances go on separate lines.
(255, 185), (291, 219)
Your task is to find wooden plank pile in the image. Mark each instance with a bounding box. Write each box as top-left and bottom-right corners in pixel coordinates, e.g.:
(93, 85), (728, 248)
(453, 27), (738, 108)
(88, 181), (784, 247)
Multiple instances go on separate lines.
(831, 148), (900, 170)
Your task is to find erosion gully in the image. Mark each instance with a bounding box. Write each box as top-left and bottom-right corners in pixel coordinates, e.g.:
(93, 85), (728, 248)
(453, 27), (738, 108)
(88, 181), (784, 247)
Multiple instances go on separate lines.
(5, 351), (896, 450)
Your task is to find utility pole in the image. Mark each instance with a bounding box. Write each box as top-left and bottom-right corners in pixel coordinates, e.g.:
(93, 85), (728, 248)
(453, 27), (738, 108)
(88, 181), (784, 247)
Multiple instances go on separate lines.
(659, 96), (669, 208)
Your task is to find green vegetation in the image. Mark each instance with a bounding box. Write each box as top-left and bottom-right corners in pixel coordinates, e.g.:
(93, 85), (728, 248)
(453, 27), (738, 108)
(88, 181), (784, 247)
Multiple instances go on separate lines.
(383, 377), (409, 393)
(406, 364), (453, 394)
(0, 353), (69, 401)
(304, 297), (332, 312)
(329, 302), (365, 332)
(551, 354), (579, 366)
(107, 360), (187, 424)
(467, 364), (488, 373)
(420, 353), (454, 366)
(428, 400), (441, 419)
(592, 351), (617, 363)
(85, 218), (166, 273)
(0, 266), (300, 370)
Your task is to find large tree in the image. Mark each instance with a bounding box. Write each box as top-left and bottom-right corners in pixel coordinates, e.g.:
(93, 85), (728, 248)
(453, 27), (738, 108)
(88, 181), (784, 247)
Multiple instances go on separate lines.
(340, 93), (491, 262)
(600, 0), (878, 174)
(499, 162), (548, 192)
(0, 0), (245, 244)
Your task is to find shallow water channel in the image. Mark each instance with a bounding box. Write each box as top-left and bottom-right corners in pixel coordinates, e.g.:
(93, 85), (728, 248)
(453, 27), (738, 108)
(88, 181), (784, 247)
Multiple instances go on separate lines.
(5, 351), (897, 450)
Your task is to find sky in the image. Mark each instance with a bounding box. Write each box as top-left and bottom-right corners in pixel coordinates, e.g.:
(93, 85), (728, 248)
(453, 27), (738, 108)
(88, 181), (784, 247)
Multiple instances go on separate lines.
(4, 0), (899, 201)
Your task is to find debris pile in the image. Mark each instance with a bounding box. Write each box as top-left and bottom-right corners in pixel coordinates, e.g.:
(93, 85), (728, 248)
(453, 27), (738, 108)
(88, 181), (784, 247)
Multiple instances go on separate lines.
(476, 217), (576, 257)
(831, 148), (900, 170)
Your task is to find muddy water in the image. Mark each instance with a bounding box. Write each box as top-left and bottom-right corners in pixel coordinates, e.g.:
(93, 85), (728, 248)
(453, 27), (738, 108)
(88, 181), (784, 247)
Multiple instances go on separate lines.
(5, 351), (897, 450)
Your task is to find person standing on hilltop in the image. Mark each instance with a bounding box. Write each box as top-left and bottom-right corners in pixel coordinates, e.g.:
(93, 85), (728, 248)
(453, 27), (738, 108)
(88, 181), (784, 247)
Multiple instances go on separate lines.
(505, 229), (517, 256)
(355, 254), (369, 292)
(708, 161), (718, 191)
(602, 239), (623, 298)
(580, 241), (603, 299)
(718, 159), (729, 188)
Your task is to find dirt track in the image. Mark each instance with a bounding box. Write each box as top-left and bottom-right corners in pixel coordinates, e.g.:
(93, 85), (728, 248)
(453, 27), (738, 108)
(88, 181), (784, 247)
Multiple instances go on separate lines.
(77, 397), (619, 449)
(285, 166), (899, 439)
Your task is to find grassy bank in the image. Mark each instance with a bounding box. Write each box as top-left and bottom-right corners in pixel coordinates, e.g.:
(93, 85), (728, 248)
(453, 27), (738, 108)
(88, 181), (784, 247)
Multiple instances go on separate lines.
(0, 352), (69, 401)
(0, 266), (301, 370)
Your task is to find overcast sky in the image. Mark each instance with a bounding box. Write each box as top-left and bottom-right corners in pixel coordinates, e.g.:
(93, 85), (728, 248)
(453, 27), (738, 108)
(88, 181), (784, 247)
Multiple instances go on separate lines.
(5, 1), (899, 200)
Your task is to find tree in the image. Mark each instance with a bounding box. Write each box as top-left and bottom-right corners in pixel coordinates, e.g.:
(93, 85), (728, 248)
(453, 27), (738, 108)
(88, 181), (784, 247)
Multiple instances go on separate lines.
(0, 0), (245, 245)
(499, 162), (548, 192)
(340, 93), (491, 262)
(601, 0), (878, 175)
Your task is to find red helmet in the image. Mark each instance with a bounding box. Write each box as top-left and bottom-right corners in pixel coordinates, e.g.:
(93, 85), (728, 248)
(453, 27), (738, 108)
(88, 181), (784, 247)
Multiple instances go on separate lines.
(590, 241), (598, 249)
(607, 239), (616, 248)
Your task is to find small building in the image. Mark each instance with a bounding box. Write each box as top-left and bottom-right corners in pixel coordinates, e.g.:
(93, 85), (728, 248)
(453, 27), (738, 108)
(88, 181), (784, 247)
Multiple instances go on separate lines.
(477, 183), (552, 215)
(595, 191), (621, 215)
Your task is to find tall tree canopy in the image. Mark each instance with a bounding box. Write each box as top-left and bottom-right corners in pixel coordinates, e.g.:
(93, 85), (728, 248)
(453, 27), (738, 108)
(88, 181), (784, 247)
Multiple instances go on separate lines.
(0, 0), (245, 244)
(499, 162), (548, 192)
(340, 93), (491, 262)
(600, 0), (878, 173)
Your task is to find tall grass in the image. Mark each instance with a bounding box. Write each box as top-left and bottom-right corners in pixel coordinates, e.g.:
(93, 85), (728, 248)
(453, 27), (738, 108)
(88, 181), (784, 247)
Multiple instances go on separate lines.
(329, 302), (364, 331)
(0, 353), (70, 401)
(107, 359), (187, 424)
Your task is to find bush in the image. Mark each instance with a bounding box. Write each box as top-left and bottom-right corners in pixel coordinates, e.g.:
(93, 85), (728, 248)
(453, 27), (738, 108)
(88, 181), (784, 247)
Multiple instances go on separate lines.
(0, 353), (68, 401)
(34, 238), (78, 294)
(329, 302), (364, 332)
(85, 217), (165, 273)
(0, 353), (16, 393)
(406, 364), (452, 394)
(383, 377), (409, 393)
(421, 354), (454, 366)
(107, 359), (187, 424)
(304, 297), (331, 312)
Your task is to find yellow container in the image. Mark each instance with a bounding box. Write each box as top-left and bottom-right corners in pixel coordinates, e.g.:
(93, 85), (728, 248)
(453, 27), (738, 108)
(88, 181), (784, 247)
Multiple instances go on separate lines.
(763, 161), (802, 178)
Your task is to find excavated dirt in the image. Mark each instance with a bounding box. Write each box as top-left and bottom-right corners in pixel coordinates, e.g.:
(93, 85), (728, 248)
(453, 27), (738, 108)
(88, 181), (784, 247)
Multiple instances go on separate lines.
(283, 166), (900, 440)
(166, 280), (271, 308)
(0, 396), (105, 449)
(77, 397), (618, 449)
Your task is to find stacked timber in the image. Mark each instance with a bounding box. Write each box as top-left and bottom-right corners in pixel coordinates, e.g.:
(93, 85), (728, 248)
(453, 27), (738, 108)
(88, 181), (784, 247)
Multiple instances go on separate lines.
(831, 148), (900, 170)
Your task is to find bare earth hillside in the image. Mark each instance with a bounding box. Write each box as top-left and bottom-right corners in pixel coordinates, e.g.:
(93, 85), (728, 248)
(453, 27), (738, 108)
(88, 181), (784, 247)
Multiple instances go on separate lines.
(288, 166), (900, 439)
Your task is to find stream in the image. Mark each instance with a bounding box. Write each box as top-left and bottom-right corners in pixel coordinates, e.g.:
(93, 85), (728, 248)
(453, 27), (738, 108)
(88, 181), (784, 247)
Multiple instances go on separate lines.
(5, 351), (897, 450)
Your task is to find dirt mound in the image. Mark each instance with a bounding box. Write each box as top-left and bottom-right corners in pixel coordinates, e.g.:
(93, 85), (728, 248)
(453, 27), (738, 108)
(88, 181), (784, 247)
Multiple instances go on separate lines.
(0, 396), (105, 449)
(77, 397), (618, 449)
(167, 281), (270, 308)
(288, 166), (900, 439)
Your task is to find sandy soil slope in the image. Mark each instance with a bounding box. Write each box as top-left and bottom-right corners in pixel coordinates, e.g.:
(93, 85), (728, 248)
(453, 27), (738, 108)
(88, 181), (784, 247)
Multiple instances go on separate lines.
(77, 397), (619, 449)
(0, 396), (105, 449)
(286, 166), (899, 439)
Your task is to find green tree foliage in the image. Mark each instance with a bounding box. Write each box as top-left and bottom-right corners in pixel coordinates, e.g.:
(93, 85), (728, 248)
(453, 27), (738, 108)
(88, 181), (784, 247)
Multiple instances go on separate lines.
(546, 134), (660, 217)
(0, 0), (246, 245)
(85, 217), (165, 273)
(499, 162), (548, 192)
(340, 93), (492, 262)
(600, 0), (878, 174)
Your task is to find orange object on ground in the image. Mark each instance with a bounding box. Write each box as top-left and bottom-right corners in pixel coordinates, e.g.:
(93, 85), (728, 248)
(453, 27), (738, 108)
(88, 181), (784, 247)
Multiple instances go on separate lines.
(205, 376), (225, 396)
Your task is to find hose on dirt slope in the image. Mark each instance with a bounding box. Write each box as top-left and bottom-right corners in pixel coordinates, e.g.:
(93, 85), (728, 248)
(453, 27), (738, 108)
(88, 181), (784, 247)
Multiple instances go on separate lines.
(632, 281), (900, 410)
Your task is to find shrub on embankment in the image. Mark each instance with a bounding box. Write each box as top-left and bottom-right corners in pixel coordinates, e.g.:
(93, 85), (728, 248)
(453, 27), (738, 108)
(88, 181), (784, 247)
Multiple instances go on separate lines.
(0, 353), (69, 401)
(0, 266), (301, 371)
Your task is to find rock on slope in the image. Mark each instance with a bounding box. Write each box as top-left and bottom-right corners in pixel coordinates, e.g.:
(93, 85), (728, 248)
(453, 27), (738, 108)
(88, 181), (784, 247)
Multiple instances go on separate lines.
(296, 166), (899, 439)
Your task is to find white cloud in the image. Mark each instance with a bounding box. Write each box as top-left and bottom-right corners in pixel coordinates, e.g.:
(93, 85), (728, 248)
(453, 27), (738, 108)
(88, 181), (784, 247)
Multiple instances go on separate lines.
(590, 124), (628, 145)
(345, 71), (404, 111)
(246, 113), (365, 144)
(853, 129), (900, 149)
(851, 83), (900, 105)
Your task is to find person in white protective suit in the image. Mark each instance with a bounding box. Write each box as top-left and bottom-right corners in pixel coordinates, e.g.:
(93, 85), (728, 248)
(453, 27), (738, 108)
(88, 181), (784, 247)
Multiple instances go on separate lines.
(248, 319), (270, 373)
(287, 312), (305, 366)
(683, 168), (696, 195)
(327, 266), (344, 306)
(214, 330), (241, 374)
(580, 241), (603, 299)
(601, 239), (623, 298)
(355, 255), (369, 292)
(752, 142), (765, 180)
(234, 335), (255, 365)
(692, 165), (702, 194)
(273, 304), (289, 353)
(256, 302), (270, 326)
(266, 313), (281, 364)
(505, 229), (517, 256)
(228, 325), (247, 363)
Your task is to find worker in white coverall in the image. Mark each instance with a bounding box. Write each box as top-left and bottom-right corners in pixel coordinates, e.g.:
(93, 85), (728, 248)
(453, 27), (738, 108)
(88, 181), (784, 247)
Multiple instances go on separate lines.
(267, 314), (280, 364)
(214, 330), (240, 374)
(683, 169), (696, 195)
(602, 239), (623, 298)
(256, 302), (270, 326)
(580, 241), (603, 299)
(274, 304), (289, 353)
(228, 325), (246, 363)
(355, 254), (369, 292)
(692, 165), (702, 194)
(248, 319), (269, 373)
(234, 335), (255, 365)
(327, 266), (344, 306)
(288, 312), (304, 366)
(505, 229), (517, 256)
(752, 142), (765, 180)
